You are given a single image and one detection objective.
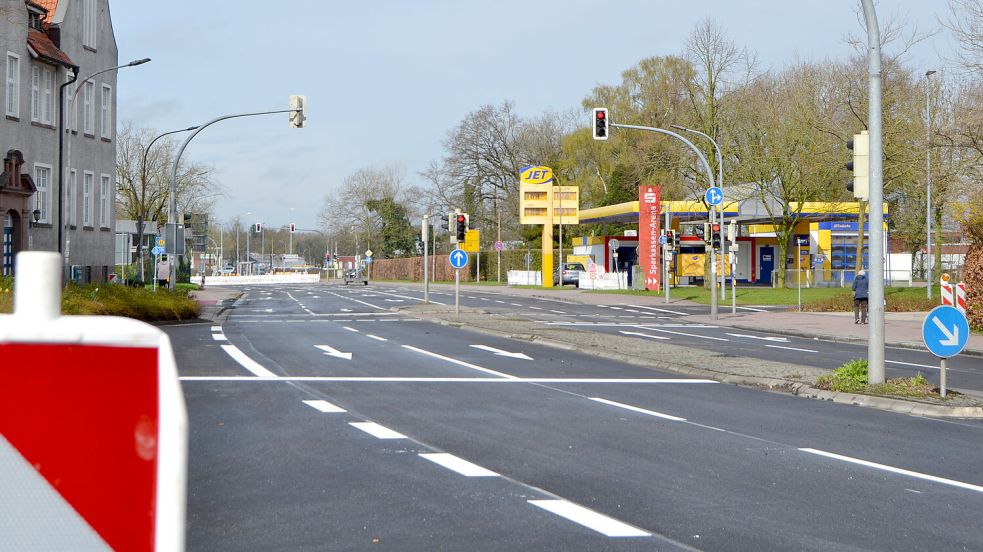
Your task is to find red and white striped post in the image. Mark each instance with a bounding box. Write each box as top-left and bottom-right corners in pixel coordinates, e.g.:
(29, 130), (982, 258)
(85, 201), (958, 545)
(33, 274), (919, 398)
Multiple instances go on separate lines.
(0, 252), (187, 551)
(955, 282), (967, 315)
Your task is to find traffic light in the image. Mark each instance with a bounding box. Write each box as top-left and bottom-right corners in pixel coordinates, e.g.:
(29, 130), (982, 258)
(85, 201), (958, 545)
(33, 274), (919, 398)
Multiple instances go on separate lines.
(446, 213), (456, 242)
(289, 94), (306, 128)
(289, 223), (296, 233)
(846, 131), (869, 200)
(710, 223), (722, 250)
(455, 213), (468, 242)
(254, 222), (262, 233)
(702, 222), (711, 245)
(727, 221), (737, 245)
(666, 229), (676, 249)
(592, 108), (608, 140)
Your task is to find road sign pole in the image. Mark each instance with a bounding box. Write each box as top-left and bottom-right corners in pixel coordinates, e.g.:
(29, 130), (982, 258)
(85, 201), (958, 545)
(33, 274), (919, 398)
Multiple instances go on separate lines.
(455, 268), (460, 316)
(422, 215), (429, 304)
(940, 358), (947, 398)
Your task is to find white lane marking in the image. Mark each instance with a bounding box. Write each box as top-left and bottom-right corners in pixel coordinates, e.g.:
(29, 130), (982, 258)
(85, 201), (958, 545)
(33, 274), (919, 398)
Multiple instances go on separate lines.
(589, 397), (686, 421)
(375, 289), (446, 305)
(510, 303), (523, 307)
(350, 422), (407, 440)
(765, 344), (819, 353)
(341, 308), (352, 312)
(625, 309), (641, 313)
(470, 344), (533, 360)
(302, 399), (346, 413)
(343, 326), (358, 333)
(549, 310), (567, 314)
(609, 306), (623, 310)
(326, 291), (386, 311)
(384, 299), (404, 302)
(402, 345), (519, 380)
(737, 306), (768, 312)
(528, 500), (650, 538)
(419, 453), (499, 477)
(285, 291), (316, 315)
(495, 300), (506, 304)
(181, 376), (720, 384)
(529, 306), (543, 310)
(628, 304), (688, 316)
(725, 333), (789, 343)
(480, 298), (490, 301)
(630, 327), (729, 341)
(211, 333), (228, 341)
(210, 326), (222, 332)
(467, 296), (476, 299)
(800, 448), (983, 494)
(220, 344), (277, 378)
(367, 334), (388, 342)
(619, 330), (670, 340)
(315, 344), (353, 360)
(886, 359), (940, 370)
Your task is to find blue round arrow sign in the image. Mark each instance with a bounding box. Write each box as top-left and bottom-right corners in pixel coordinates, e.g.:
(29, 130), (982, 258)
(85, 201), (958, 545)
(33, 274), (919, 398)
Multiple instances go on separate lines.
(922, 305), (969, 358)
(704, 186), (723, 206)
(449, 248), (468, 269)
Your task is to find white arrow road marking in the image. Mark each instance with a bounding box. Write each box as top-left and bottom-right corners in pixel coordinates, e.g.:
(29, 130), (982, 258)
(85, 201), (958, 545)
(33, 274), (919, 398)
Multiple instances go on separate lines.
(932, 316), (960, 346)
(619, 330), (670, 340)
(420, 453), (499, 477)
(469, 344), (533, 360)
(315, 345), (353, 360)
(725, 333), (789, 342)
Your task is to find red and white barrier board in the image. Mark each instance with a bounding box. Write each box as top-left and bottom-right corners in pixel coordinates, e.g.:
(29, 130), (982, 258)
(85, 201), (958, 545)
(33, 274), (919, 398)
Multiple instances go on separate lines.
(941, 282), (968, 315)
(0, 253), (187, 551)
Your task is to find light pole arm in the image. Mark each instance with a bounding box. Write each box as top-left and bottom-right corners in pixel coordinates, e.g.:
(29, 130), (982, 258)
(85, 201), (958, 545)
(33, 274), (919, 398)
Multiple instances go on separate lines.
(609, 123), (716, 188)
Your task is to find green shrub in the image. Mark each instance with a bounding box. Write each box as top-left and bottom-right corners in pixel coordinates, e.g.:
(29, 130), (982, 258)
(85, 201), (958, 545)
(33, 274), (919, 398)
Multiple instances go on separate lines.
(815, 358), (868, 393)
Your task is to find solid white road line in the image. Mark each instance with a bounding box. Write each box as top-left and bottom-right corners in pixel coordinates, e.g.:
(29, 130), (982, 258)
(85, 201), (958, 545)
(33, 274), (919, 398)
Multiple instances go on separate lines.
(528, 500), (650, 538)
(350, 422), (407, 439)
(619, 330), (670, 340)
(180, 376), (720, 384)
(343, 326), (358, 333)
(737, 306), (768, 312)
(631, 327), (729, 341)
(589, 397), (686, 421)
(765, 344), (819, 353)
(302, 399), (346, 413)
(220, 344), (277, 378)
(628, 304), (688, 316)
(211, 334), (228, 341)
(886, 359), (940, 370)
(375, 290), (446, 306)
(367, 334), (388, 342)
(725, 333), (789, 342)
(800, 448), (983, 494)
(419, 453), (499, 477)
(401, 345), (519, 379)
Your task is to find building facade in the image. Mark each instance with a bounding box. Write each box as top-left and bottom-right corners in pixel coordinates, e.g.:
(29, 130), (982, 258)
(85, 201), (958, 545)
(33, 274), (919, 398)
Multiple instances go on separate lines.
(1, 0), (119, 281)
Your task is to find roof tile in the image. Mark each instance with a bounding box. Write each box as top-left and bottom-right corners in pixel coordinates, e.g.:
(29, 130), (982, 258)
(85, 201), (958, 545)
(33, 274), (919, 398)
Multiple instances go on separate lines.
(27, 29), (74, 67)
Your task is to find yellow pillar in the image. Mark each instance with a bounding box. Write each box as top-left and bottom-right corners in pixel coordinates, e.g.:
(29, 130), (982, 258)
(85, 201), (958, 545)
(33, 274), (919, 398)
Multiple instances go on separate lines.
(542, 186), (554, 288)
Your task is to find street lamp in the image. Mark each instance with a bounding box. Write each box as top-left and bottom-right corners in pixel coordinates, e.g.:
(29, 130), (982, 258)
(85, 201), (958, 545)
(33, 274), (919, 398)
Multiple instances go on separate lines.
(924, 69), (936, 299)
(137, 125), (197, 282)
(59, 57), (150, 279)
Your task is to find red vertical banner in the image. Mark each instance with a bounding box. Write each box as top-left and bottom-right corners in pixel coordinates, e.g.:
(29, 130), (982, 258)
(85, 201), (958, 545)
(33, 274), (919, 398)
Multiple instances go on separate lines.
(638, 186), (662, 291)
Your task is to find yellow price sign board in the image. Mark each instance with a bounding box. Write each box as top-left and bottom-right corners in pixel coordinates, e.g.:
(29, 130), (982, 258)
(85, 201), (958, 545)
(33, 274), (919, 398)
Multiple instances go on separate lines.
(463, 229), (480, 253)
(519, 184), (579, 225)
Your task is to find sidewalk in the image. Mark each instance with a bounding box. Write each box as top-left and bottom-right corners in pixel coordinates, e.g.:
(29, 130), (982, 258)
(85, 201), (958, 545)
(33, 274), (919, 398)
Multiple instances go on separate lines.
(188, 286), (242, 321)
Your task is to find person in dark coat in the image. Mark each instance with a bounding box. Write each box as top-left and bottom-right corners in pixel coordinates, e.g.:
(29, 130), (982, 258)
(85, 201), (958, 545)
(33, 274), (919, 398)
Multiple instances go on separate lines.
(852, 269), (869, 324)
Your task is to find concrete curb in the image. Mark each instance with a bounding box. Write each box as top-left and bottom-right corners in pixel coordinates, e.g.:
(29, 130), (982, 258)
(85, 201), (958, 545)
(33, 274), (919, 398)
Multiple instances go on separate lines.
(396, 306), (983, 419)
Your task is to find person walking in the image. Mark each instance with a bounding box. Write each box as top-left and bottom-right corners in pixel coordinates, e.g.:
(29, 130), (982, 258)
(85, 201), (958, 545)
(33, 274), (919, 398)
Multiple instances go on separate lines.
(852, 269), (869, 324)
(156, 256), (170, 289)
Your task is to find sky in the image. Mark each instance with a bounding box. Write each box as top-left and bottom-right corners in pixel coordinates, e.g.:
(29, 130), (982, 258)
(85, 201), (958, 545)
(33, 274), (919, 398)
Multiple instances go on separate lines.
(110, 0), (957, 231)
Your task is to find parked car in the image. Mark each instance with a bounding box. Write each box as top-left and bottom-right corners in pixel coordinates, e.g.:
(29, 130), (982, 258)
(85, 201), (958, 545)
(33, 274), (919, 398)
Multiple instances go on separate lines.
(218, 265), (235, 275)
(344, 268), (368, 285)
(554, 262), (586, 286)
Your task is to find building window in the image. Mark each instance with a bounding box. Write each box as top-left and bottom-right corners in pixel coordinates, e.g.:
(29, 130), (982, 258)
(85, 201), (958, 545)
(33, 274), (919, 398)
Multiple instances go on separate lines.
(34, 164), (52, 223)
(7, 53), (21, 118)
(100, 84), (111, 139)
(83, 0), (97, 49)
(99, 174), (110, 228)
(83, 171), (93, 227)
(83, 80), (94, 135)
(67, 169), (77, 226)
(31, 66), (40, 121)
(42, 68), (53, 125)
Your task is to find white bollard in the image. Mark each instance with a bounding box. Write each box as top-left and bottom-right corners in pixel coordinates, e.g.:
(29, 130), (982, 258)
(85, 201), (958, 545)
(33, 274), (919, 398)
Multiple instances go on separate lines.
(13, 252), (61, 321)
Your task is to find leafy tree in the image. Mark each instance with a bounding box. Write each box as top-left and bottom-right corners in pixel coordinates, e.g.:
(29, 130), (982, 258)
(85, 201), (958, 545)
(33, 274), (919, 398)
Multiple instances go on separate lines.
(365, 197), (416, 258)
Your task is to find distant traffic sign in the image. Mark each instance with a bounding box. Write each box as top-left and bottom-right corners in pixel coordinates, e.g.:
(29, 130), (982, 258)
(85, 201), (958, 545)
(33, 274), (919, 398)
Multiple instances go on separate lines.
(449, 248), (468, 269)
(365, 249), (373, 257)
(156, 238), (166, 248)
(494, 240), (504, 251)
(151, 246), (164, 256)
(659, 235), (667, 246)
(364, 257), (373, 264)
(704, 186), (723, 206)
(922, 305), (969, 358)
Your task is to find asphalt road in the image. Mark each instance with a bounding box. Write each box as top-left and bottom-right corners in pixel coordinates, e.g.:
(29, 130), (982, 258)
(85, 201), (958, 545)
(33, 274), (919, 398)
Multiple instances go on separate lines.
(369, 283), (983, 394)
(166, 282), (983, 551)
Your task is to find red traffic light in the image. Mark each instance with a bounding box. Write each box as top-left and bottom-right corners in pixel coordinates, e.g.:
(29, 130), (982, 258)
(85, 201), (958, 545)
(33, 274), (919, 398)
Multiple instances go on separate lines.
(596, 111), (605, 120)
(712, 224), (720, 232)
(457, 215), (466, 223)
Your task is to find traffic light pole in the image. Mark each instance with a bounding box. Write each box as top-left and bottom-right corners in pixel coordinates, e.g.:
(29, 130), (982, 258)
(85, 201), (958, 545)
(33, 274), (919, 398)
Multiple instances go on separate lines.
(861, 0), (886, 384)
(422, 214), (430, 304)
(610, 123), (718, 319)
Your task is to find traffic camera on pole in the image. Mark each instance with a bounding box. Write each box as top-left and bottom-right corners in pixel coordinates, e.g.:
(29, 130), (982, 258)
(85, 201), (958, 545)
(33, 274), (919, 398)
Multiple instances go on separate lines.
(289, 94), (307, 128)
(846, 131), (869, 200)
(592, 108), (609, 140)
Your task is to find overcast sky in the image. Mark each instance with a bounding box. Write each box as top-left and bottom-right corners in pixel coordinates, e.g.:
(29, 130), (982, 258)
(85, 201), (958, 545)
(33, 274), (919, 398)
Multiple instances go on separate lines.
(111, 1), (955, 230)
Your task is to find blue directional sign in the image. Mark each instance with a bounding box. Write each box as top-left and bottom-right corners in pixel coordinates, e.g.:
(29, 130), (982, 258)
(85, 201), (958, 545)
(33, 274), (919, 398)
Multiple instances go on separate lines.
(659, 235), (667, 245)
(449, 248), (468, 269)
(151, 246), (164, 256)
(364, 257), (373, 264)
(704, 186), (723, 206)
(922, 305), (969, 358)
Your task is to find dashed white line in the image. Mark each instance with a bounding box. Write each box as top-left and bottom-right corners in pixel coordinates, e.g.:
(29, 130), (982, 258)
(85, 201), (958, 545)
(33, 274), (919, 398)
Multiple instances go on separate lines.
(628, 304), (688, 316)
(211, 333), (228, 341)
(528, 500), (650, 538)
(630, 327), (729, 341)
(210, 326), (222, 332)
(366, 334), (388, 342)
(419, 453), (499, 477)
(800, 448), (983, 494)
(765, 344), (818, 353)
(302, 399), (347, 413)
(495, 300), (506, 304)
(529, 306), (543, 310)
(343, 326), (358, 333)
(589, 397), (686, 421)
(619, 330), (670, 340)
(220, 344), (277, 378)
(350, 422), (407, 440)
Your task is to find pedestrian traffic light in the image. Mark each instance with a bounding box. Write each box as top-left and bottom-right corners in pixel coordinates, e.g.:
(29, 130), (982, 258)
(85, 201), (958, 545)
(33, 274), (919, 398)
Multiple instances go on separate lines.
(846, 131), (869, 200)
(255, 222), (262, 233)
(455, 213), (468, 242)
(592, 108), (609, 140)
(289, 94), (306, 128)
(289, 223), (296, 233)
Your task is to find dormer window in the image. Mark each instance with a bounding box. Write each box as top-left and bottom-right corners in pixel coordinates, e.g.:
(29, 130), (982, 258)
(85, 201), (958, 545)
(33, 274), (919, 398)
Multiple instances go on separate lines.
(29, 12), (43, 31)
